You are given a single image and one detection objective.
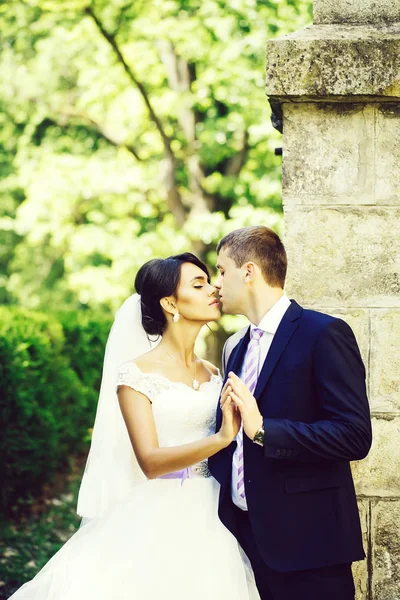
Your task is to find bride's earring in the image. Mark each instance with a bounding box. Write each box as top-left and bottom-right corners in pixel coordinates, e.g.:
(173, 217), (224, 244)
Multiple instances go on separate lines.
(173, 312), (180, 323)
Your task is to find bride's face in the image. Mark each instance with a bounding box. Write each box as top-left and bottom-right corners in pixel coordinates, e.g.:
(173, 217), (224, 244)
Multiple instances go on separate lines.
(173, 262), (221, 324)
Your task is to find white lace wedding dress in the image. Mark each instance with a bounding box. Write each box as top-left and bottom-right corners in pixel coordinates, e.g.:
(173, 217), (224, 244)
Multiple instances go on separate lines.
(9, 362), (259, 600)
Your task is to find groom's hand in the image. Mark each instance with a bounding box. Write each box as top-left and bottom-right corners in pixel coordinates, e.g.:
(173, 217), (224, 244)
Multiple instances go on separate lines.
(222, 372), (263, 440)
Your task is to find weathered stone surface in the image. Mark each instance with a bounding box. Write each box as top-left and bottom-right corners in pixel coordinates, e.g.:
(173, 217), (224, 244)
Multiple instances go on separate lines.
(371, 500), (400, 600)
(285, 207), (400, 307)
(266, 24), (400, 98)
(283, 102), (400, 206)
(369, 310), (400, 413)
(353, 499), (370, 600)
(375, 105), (400, 203)
(314, 0), (400, 25)
(283, 103), (400, 206)
(282, 103), (375, 204)
(352, 418), (400, 498)
(275, 5), (400, 599)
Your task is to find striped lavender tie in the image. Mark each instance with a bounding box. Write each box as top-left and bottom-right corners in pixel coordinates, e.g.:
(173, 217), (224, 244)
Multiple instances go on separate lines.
(236, 327), (264, 501)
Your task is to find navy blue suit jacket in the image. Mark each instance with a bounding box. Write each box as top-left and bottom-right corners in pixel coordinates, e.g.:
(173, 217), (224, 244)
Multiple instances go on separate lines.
(208, 300), (372, 573)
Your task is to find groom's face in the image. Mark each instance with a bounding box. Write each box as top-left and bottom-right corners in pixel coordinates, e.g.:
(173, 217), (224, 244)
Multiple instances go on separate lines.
(215, 248), (247, 315)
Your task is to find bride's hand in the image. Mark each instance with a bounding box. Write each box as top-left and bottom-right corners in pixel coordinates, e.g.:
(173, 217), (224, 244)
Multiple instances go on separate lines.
(223, 372), (263, 440)
(218, 386), (241, 446)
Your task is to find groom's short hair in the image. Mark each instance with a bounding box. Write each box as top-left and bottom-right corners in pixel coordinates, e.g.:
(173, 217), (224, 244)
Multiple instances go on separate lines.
(217, 226), (287, 288)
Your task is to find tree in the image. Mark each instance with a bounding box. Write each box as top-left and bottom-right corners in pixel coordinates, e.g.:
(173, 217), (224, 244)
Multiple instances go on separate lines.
(0, 0), (311, 311)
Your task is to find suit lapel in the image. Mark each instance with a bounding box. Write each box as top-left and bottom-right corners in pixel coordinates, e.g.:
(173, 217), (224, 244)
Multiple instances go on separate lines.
(254, 300), (302, 399)
(217, 300), (302, 425)
(226, 327), (250, 380)
(216, 327), (250, 429)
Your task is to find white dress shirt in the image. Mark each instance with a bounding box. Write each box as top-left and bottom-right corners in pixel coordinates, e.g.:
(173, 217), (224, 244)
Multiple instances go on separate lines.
(231, 293), (292, 510)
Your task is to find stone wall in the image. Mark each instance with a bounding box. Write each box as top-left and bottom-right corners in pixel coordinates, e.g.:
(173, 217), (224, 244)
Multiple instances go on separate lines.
(266, 4), (400, 599)
(314, 0), (400, 25)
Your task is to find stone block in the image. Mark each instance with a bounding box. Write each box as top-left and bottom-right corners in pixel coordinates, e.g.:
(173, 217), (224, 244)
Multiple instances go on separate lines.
(266, 25), (400, 98)
(285, 207), (400, 308)
(371, 500), (400, 600)
(370, 310), (400, 413)
(282, 103), (400, 206)
(375, 105), (400, 204)
(352, 417), (400, 498)
(314, 0), (400, 25)
(282, 103), (375, 204)
(353, 499), (370, 600)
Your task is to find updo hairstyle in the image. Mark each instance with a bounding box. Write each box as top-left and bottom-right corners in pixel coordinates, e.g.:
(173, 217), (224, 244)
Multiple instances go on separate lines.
(135, 253), (210, 337)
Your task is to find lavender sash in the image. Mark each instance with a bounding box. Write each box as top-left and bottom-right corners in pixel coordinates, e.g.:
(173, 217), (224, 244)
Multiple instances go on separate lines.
(158, 467), (191, 485)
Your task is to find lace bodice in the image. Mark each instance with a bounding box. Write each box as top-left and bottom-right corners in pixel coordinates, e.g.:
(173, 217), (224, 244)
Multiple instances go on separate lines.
(117, 362), (222, 447)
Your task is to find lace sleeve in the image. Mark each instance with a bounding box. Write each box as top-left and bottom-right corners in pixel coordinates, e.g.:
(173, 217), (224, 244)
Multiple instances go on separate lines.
(116, 362), (156, 403)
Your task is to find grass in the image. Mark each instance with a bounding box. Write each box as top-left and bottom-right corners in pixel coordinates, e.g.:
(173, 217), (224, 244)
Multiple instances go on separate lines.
(0, 469), (82, 599)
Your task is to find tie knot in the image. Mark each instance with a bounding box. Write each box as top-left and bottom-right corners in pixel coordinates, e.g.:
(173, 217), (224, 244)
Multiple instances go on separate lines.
(251, 327), (264, 341)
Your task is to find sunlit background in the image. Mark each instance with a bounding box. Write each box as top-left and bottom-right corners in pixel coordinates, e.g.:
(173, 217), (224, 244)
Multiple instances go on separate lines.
(0, 0), (311, 596)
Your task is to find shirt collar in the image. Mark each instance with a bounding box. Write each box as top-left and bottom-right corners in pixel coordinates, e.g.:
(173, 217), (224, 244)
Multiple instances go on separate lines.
(251, 293), (291, 336)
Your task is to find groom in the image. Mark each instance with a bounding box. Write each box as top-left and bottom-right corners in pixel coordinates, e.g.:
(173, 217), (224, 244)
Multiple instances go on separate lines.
(208, 226), (372, 600)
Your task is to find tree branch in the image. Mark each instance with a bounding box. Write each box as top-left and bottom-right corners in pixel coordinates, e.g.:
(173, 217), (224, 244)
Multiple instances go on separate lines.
(49, 106), (143, 161)
(156, 40), (214, 214)
(224, 130), (249, 177)
(156, 39), (195, 143)
(85, 6), (172, 157)
(85, 6), (187, 227)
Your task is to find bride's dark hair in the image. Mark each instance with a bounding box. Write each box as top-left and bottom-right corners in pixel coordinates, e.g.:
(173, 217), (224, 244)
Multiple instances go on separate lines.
(135, 253), (210, 336)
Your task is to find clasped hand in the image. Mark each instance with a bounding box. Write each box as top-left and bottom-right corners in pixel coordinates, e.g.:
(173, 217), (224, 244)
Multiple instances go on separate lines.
(220, 372), (263, 441)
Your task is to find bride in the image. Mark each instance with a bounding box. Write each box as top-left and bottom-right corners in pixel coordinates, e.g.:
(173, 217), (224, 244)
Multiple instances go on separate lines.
(9, 252), (259, 600)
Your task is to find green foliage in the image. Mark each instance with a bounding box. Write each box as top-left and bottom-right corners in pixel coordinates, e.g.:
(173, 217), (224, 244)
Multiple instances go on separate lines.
(0, 0), (312, 312)
(58, 310), (112, 410)
(0, 307), (112, 522)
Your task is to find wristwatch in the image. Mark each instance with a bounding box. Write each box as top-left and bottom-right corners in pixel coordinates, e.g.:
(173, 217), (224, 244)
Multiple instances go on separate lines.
(253, 425), (265, 447)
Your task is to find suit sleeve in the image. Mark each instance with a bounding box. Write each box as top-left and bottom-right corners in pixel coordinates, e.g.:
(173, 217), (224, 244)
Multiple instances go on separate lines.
(262, 319), (372, 463)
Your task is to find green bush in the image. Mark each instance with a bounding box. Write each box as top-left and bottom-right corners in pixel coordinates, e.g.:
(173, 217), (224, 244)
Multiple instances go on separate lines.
(0, 307), (112, 522)
(55, 311), (113, 452)
(57, 311), (112, 412)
